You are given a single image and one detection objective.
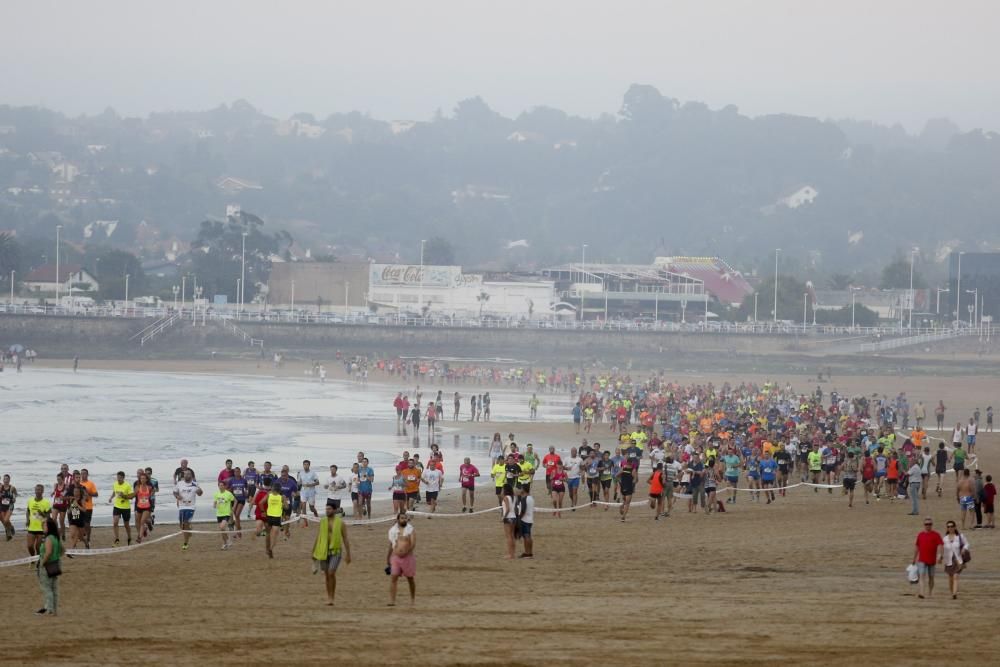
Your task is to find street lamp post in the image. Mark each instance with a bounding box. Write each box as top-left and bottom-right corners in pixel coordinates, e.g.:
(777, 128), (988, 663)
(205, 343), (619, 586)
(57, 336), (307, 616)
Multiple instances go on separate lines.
(194, 286), (204, 325)
(235, 279), (240, 314)
(680, 298), (687, 324)
(802, 292), (808, 329)
(240, 232), (248, 315)
(908, 247), (918, 329)
(9, 270), (14, 305)
(419, 239), (426, 319)
(955, 251), (964, 326)
(936, 287), (950, 315)
(124, 274), (130, 311)
(181, 274), (186, 315)
(290, 279), (295, 316)
(580, 243), (588, 322)
(344, 281), (350, 317)
(851, 289), (857, 330)
(966, 289), (978, 328)
(753, 292), (758, 324)
(172, 285), (179, 310)
(55, 224), (62, 307)
(773, 248), (781, 322)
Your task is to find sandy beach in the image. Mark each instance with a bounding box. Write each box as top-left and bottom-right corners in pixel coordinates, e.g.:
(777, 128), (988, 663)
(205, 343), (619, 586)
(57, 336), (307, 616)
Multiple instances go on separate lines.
(3, 360), (999, 665)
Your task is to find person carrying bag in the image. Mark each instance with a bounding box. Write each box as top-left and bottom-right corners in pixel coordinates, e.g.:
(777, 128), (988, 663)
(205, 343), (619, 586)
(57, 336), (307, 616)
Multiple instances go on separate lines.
(37, 517), (62, 616)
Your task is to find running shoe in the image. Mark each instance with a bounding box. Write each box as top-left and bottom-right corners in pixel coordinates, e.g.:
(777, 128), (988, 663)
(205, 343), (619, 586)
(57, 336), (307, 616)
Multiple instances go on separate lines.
(181, 543), (189, 551)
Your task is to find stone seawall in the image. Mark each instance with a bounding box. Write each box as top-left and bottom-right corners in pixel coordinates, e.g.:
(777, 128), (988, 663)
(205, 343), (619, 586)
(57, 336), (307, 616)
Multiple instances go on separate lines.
(0, 314), (805, 363)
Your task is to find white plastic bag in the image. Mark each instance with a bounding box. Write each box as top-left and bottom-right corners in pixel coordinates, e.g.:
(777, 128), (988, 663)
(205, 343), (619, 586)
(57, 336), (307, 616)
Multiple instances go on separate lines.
(906, 564), (919, 584)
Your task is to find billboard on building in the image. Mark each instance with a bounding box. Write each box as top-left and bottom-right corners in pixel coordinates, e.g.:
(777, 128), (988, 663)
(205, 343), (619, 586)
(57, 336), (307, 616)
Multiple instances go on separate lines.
(370, 264), (481, 289)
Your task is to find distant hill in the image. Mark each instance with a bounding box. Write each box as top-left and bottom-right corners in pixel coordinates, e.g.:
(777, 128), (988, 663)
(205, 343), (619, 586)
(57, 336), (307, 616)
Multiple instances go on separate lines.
(1, 85), (997, 273)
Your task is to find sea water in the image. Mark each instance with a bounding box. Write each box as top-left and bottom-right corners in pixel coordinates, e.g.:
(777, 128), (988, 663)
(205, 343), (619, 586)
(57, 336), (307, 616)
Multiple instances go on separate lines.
(0, 368), (571, 524)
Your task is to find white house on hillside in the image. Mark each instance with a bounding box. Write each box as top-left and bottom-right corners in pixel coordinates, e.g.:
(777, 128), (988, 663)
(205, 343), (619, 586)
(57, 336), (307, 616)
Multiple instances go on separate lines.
(23, 264), (100, 293)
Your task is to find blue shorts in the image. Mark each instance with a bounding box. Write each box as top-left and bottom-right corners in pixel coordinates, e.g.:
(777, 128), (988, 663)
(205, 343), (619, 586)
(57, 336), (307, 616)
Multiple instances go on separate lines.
(568, 478), (580, 490)
(519, 522), (533, 537)
(725, 475), (739, 484)
(960, 495), (975, 511)
(875, 471), (886, 478)
(967, 436), (976, 446)
(178, 508), (195, 525)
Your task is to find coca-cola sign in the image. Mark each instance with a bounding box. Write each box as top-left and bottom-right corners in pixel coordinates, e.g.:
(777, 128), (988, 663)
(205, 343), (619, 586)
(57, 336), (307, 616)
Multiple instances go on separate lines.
(371, 264), (460, 287)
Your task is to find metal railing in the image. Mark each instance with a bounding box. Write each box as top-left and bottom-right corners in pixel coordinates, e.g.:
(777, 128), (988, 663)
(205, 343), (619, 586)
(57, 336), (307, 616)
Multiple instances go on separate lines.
(858, 329), (966, 353)
(1, 302), (994, 340)
(139, 314), (180, 346)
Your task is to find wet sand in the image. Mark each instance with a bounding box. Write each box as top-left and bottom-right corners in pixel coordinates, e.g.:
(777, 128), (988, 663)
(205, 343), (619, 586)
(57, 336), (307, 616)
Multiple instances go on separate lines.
(4, 363), (999, 665)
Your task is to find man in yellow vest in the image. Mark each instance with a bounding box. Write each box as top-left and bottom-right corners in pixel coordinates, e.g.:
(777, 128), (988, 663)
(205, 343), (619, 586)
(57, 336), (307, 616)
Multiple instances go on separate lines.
(312, 504), (351, 606)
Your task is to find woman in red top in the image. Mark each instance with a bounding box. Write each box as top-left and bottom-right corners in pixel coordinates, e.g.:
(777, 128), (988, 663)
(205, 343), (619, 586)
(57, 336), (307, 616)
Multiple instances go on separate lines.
(886, 453), (900, 500)
(134, 472), (153, 542)
(550, 468), (567, 518)
(51, 472), (70, 541)
(252, 487), (269, 536)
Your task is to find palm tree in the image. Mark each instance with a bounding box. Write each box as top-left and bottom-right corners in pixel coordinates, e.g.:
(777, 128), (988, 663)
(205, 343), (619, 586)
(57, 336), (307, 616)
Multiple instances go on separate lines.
(477, 290), (490, 318)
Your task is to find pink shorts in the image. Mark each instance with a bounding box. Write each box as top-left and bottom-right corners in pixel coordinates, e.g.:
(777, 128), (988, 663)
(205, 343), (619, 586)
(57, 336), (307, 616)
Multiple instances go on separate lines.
(390, 552), (416, 578)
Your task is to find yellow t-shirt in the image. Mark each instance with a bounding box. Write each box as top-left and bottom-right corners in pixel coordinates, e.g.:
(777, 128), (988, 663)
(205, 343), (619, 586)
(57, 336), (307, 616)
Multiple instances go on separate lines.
(492, 463), (505, 488)
(112, 481), (134, 510)
(266, 492), (284, 518)
(27, 497), (51, 532)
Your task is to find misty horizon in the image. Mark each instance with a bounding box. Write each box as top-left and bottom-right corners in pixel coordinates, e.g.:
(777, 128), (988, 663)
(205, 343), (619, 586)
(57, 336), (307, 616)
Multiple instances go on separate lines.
(2, 0), (998, 133)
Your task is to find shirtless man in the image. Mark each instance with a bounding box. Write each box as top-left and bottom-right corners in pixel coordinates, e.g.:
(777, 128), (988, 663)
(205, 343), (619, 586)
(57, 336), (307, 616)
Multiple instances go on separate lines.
(956, 469), (976, 530)
(386, 513), (416, 606)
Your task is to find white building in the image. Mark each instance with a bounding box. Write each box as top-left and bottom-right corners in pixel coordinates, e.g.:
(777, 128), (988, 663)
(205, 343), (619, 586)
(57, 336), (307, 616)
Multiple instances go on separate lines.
(367, 264), (555, 319)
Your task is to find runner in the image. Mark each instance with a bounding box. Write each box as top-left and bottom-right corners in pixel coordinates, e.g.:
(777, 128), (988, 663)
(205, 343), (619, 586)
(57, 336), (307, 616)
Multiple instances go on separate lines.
(297, 460), (320, 527)
(277, 467), (299, 539)
(563, 447), (583, 511)
(78, 469), (98, 548)
(647, 463), (666, 520)
(842, 451), (859, 508)
(227, 467), (248, 537)
(401, 459), (421, 511)
(261, 481), (287, 559)
(723, 448), (741, 504)
(312, 504), (351, 605)
(109, 471), (134, 547)
(759, 451), (778, 504)
(549, 464), (567, 517)
(26, 484), (51, 561)
(774, 445), (792, 498)
(458, 457), (480, 513)
(541, 446), (562, 495)
(358, 458), (375, 518)
(133, 472), (154, 542)
(51, 472), (70, 541)
(244, 461), (259, 519)
(66, 485), (86, 550)
(421, 462), (442, 514)
(0, 474), (16, 541)
(617, 449), (636, 522)
(173, 470), (202, 551)
(807, 444), (823, 493)
(213, 480), (236, 550)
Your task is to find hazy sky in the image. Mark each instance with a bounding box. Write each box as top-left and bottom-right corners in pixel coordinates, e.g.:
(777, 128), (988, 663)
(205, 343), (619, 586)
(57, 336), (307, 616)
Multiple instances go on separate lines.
(2, 1), (997, 132)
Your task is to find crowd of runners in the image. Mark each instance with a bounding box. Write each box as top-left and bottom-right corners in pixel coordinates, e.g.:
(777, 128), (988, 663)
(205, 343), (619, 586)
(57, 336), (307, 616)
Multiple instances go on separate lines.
(3, 373), (996, 612)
